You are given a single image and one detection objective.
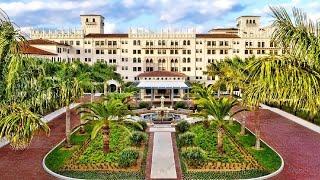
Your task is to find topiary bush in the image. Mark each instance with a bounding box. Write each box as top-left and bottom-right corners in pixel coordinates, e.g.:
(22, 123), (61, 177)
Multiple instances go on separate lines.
(178, 132), (195, 147)
(118, 148), (139, 167)
(129, 131), (147, 146)
(176, 120), (190, 133)
(175, 101), (187, 109)
(181, 147), (206, 167)
(137, 120), (148, 131)
(138, 101), (150, 109)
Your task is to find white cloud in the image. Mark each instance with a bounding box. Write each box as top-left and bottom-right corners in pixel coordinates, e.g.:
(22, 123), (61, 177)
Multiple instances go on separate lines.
(0, 0), (109, 17)
(104, 21), (117, 33)
(154, 0), (241, 23)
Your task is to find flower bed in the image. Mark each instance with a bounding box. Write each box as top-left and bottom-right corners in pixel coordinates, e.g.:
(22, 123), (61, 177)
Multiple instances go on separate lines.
(44, 122), (148, 179)
(177, 121), (282, 179)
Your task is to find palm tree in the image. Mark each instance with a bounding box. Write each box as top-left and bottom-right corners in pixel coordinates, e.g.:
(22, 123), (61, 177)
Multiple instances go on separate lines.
(191, 82), (216, 99)
(244, 7), (320, 122)
(0, 103), (49, 150)
(79, 98), (132, 153)
(196, 96), (242, 154)
(204, 56), (249, 97)
(57, 62), (92, 147)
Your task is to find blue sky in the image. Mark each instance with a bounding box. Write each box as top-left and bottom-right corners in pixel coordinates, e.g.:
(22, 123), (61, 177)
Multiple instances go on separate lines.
(0, 0), (319, 33)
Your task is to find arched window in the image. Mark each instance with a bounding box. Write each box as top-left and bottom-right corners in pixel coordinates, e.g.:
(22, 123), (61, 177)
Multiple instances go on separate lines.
(183, 40), (186, 45)
(183, 58), (186, 63)
(158, 40), (161, 45)
(187, 40), (190, 45)
(86, 18), (89, 22)
(175, 59), (178, 63)
(146, 59), (149, 63)
(171, 59), (174, 63)
(150, 59), (153, 63)
(93, 18), (95, 22)
(162, 59), (166, 63)
(158, 59), (162, 63)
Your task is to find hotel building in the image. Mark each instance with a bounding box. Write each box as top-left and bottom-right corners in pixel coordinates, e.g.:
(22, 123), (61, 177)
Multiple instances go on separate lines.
(25, 14), (280, 102)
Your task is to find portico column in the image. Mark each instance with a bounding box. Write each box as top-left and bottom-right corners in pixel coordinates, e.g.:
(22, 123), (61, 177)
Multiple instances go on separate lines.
(179, 89), (184, 100)
(151, 88), (154, 106)
(171, 88), (174, 107)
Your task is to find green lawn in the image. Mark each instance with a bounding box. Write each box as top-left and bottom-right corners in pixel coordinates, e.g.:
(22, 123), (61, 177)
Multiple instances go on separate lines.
(45, 121), (148, 179)
(226, 122), (282, 172)
(177, 121), (282, 179)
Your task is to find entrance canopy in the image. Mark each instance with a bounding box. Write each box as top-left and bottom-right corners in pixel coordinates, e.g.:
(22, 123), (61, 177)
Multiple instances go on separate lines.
(137, 81), (189, 89)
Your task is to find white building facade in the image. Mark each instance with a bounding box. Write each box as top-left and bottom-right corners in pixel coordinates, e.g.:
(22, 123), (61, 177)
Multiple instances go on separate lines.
(29, 15), (280, 85)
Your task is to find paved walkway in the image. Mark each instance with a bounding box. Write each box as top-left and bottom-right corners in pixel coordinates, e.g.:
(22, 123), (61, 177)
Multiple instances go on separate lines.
(150, 125), (177, 179)
(0, 109), (80, 179)
(234, 108), (320, 180)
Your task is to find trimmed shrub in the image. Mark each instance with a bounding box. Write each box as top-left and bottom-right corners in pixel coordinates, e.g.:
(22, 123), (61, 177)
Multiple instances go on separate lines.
(175, 101), (187, 109)
(178, 132), (195, 147)
(176, 120), (190, 133)
(130, 131), (147, 146)
(181, 147), (206, 167)
(138, 101), (150, 109)
(137, 120), (148, 131)
(118, 148), (139, 167)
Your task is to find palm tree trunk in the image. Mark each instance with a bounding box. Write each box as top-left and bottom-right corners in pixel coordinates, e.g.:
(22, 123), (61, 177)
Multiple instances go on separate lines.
(240, 120), (245, 135)
(255, 129), (261, 149)
(217, 126), (224, 154)
(254, 110), (261, 149)
(79, 107), (85, 134)
(91, 88), (94, 103)
(104, 82), (108, 96)
(102, 124), (110, 153)
(65, 105), (71, 147)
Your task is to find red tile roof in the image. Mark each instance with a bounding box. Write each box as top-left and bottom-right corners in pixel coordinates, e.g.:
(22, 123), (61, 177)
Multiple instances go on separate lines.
(27, 39), (69, 46)
(196, 33), (240, 38)
(85, 33), (129, 38)
(138, 71), (186, 77)
(20, 44), (57, 56)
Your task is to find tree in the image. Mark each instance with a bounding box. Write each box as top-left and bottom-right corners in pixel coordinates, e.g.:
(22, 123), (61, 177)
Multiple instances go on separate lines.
(79, 98), (134, 153)
(56, 62), (92, 147)
(196, 96), (242, 154)
(0, 103), (49, 150)
(204, 56), (249, 97)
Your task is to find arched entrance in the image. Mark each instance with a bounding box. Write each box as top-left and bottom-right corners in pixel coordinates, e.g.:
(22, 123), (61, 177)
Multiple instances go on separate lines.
(104, 79), (120, 95)
(110, 84), (117, 92)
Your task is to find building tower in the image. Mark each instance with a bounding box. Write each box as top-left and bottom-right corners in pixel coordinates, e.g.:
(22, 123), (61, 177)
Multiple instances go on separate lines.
(236, 16), (261, 36)
(80, 15), (105, 35)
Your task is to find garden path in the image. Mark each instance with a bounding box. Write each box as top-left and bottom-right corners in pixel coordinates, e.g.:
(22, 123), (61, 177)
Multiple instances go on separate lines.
(150, 125), (177, 179)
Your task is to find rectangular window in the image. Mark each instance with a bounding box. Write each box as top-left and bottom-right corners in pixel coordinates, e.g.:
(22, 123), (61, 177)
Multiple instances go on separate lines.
(76, 50), (80, 54)
(76, 41), (80, 45)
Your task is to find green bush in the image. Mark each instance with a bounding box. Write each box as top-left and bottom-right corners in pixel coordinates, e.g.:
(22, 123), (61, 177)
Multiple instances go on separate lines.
(118, 148), (139, 167)
(138, 101), (150, 109)
(175, 101), (187, 109)
(181, 147), (206, 167)
(176, 120), (190, 133)
(130, 131), (147, 146)
(178, 132), (195, 147)
(137, 120), (148, 131)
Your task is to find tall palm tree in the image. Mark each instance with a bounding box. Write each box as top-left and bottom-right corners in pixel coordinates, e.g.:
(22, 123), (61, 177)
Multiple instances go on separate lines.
(196, 96), (242, 154)
(57, 62), (92, 147)
(0, 103), (49, 150)
(244, 7), (320, 122)
(79, 98), (133, 153)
